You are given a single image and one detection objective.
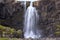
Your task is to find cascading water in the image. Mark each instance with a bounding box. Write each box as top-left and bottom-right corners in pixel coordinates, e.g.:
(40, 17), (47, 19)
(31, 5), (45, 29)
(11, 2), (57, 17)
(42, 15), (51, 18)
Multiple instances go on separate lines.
(24, 1), (41, 38)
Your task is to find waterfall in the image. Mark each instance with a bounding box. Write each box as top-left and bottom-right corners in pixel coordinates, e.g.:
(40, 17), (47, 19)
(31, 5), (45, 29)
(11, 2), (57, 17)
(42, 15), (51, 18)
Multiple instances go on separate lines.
(24, 1), (41, 39)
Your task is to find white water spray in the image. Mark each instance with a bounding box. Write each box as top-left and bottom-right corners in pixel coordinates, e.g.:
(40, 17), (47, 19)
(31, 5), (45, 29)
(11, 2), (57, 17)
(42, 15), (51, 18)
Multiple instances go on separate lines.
(24, 1), (41, 38)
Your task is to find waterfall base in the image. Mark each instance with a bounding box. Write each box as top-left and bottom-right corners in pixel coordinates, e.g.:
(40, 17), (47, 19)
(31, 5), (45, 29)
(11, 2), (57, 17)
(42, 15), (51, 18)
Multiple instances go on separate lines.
(24, 31), (41, 39)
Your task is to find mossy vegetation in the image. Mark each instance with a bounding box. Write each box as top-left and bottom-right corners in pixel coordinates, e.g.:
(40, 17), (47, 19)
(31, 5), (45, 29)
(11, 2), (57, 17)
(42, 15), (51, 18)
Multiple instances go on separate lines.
(0, 25), (22, 38)
(0, 38), (8, 40)
(54, 25), (60, 36)
(0, 38), (18, 40)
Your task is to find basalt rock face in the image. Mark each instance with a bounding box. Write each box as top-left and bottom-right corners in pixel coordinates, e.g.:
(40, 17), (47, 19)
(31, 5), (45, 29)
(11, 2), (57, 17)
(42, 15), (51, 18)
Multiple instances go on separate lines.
(35, 0), (60, 37)
(0, 1), (24, 30)
(41, 0), (56, 37)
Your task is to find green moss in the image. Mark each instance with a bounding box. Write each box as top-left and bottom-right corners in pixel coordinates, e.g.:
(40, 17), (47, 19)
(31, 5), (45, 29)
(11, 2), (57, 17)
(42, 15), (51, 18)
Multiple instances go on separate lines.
(0, 38), (18, 40)
(0, 38), (8, 40)
(55, 25), (60, 36)
(9, 28), (15, 34)
(0, 25), (4, 29)
(17, 30), (22, 35)
(55, 31), (60, 35)
(12, 38), (17, 40)
(56, 25), (60, 28)
(0, 25), (22, 37)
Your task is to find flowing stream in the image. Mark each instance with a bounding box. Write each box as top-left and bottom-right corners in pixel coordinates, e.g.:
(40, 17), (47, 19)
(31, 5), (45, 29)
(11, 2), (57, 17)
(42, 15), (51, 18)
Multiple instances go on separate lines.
(24, 1), (41, 38)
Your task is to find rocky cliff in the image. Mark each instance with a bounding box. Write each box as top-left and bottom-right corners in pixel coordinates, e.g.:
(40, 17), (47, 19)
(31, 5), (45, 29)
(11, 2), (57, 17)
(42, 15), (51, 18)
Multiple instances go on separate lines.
(0, 0), (60, 37)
